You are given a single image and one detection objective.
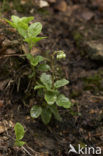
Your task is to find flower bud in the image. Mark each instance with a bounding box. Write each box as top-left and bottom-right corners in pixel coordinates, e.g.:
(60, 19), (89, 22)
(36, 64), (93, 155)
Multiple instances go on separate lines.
(56, 51), (66, 60)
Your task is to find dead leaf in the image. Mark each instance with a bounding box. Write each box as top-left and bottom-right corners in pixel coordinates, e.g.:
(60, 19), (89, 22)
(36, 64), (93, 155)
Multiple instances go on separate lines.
(21, 0), (28, 5)
(66, 5), (80, 17)
(31, 47), (41, 56)
(2, 39), (19, 47)
(21, 44), (29, 54)
(39, 153), (49, 156)
(0, 79), (9, 90)
(0, 120), (14, 134)
(0, 34), (5, 44)
(89, 109), (97, 114)
(6, 49), (16, 55)
(0, 124), (6, 134)
(0, 19), (7, 25)
(0, 100), (4, 108)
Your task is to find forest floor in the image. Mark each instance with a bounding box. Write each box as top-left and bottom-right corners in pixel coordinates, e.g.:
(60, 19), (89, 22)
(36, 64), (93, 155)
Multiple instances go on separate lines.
(0, 0), (103, 156)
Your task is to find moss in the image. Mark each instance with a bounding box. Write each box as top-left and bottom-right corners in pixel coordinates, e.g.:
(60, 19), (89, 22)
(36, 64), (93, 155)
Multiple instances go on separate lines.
(70, 90), (81, 98)
(37, 8), (49, 16)
(73, 31), (83, 47)
(83, 70), (103, 93)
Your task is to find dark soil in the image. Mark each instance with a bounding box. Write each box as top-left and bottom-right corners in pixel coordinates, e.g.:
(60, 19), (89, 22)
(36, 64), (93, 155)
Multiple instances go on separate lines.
(0, 0), (103, 156)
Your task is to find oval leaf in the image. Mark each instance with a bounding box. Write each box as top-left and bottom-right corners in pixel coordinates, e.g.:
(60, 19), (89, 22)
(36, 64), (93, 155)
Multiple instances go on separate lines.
(40, 73), (52, 89)
(30, 105), (42, 118)
(26, 54), (44, 66)
(41, 108), (52, 124)
(20, 16), (34, 24)
(56, 94), (72, 108)
(28, 22), (42, 37)
(34, 84), (45, 90)
(32, 55), (44, 66)
(45, 91), (57, 105)
(14, 122), (25, 140)
(11, 15), (20, 24)
(17, 22), (28, 38)
(38, 63), (51, 71)
(54, 79), (69, 88)
(49, 105), (62, 121)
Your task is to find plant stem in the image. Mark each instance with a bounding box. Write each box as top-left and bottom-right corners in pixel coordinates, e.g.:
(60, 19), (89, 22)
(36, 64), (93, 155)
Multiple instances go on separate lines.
(51, 51), (58, 88)
(51, 55), (55, 88)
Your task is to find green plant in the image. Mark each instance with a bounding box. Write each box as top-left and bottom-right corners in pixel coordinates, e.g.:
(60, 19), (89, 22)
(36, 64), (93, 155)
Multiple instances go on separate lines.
(31, 51), (72, 124)
(6, 15), (72, 124)
(14, 122), (26, 147)
(6, 15), (45, 49)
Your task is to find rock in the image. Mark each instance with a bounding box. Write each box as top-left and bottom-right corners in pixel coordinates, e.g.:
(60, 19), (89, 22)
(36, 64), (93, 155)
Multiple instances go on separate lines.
(81, 10), (94, 21)
(39, 0), (49, 8)
(87, 41), (103, 61)
(54, 0), (67, 12)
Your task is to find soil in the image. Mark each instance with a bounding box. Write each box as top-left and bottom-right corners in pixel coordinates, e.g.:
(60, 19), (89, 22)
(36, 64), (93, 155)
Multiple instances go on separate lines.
(0, 0), (103, 156)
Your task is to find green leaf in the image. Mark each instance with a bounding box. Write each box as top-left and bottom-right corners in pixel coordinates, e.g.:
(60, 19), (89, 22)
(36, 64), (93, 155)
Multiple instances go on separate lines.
(37, 89), (43, 97)
(46, 89), (59, 94)
(15, 140), (26, 147)
(41, 108), (52, 124)
(56, 94), (72, 108)
(34, 84), (45, 90)
(5, 19), (16, 28)
(34, 55), (45, 63)
(28, 22), (42, 37)
(30, 105), (42, 118)
(26, 54), (44, 66)
(28, 71), (35, 78)
(37, 63), (51, 71)
(40, 73), (52, 89)
(11, 15), (20, 24)
(45, 91), (57, 105)
(32, 55), (45, 66)
(14, 123), (25, 140)
(24, 37), (46, 49)
(17, 22), (28, 38)
(26, 53), (34, 65)
(26, 53), (35, 65)
(49, 105), (62, 121)
(18, 28), (27, 38)
(18, 21), (28, 30)
(20, 16), (34, 24)
(54, 79), (69, 88)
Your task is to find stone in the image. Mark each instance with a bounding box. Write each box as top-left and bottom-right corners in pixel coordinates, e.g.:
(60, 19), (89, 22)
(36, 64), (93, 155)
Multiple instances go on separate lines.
(87, 41), (103, 61)
(54, 0), (67, 12)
